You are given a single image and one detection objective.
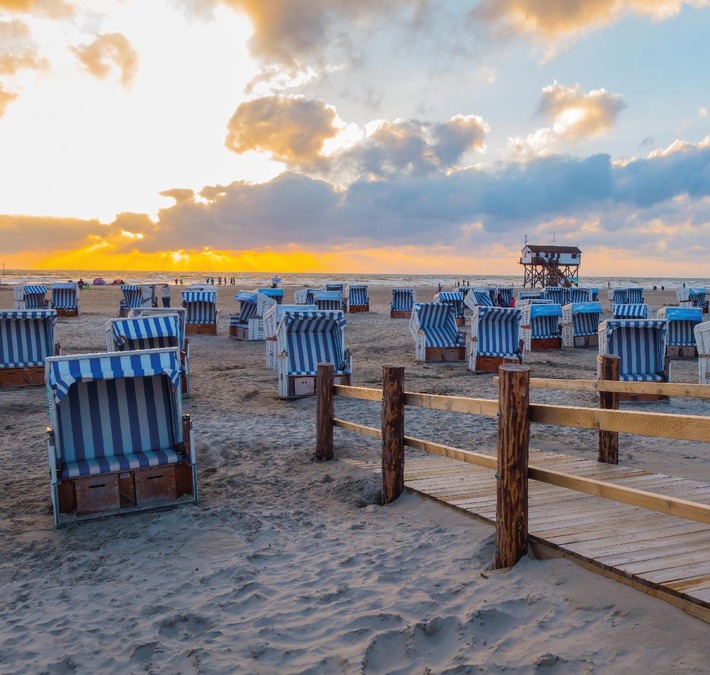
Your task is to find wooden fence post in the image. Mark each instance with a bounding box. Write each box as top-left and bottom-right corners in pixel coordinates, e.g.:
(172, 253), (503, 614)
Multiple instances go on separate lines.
(496, 364), (530, 569)
(381, 365), (405, 504)
(316, 363), (334, 461)
(598, 354), (620, 464)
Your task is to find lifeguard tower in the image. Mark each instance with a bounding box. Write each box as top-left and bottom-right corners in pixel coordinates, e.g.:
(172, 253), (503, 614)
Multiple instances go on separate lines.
(520, 243), (581, 289)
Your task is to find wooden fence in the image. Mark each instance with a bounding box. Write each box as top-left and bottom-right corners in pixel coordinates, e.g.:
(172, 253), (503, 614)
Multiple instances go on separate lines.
(315, 358), (710, 569)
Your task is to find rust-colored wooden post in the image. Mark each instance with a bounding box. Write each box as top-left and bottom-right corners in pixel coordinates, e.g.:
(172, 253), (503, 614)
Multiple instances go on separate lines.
(316, 363), (334, 461)
(598, 354), (619, 464)
(495, 364), (530, 569)
(381, 365), (405, 504)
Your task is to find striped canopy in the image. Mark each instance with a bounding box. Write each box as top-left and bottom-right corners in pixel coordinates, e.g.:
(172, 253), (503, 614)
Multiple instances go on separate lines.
(182, 290), (217, 324)
(569, 302), (602, 336)
(567, 288), (592, 303)
(348, 285), (369, 306)
(24, 285), (47, 295)
(657, 307), (702, 347)
(391, 288), (415, 312)
(264, 304), (316, 339)
(471, 289), (494, 307)
(281, 310), (349, 375)
(412, 302), (463, 348)
(51, 283), (78, 309)
(47, 348), (182, 402)
(109, 315), (180, 350)
(475, 307), (521, 356)
(434, 291), (464, 316)
(0, 309), (57, 368)
(22, 285), (48, 309)
(495, 287), (514, 307)
(128, 308), (186, 349)
(543, 287), (566, 304)
(602, 320), (667, 381)
(314, 291), (342, 311)
(613, 303), (648, 319)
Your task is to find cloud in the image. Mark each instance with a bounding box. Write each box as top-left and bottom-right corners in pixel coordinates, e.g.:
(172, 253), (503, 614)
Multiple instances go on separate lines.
(0, 19), (48, 76)
(70, 33), (138, 88)
(470, 0), (708, 40)
(225, 95), (339, 166)
(0, 0), (74, 18)
(0, 83), (18, 117)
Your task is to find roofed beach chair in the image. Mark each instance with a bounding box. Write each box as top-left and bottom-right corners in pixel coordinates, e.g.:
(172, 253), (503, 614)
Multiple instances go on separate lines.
(657, 307), (702, 358)
(181, 288), (217, 335)
(294, 288), (320, 304)
(257, 287), (284, 305)
(434, 291), (465, 326)
(230, 291), (258, 340)
(520, 303), (563, 351)
(689, 288), (708, 314)
(105, 313), (190, 397)
(45, 347), (198, 526)
(543, 287), (566, 305)
(410, 302), (466, 362)
(346, 284), (369, 313)
(567, 287), (592, 303)
(264, 304), (316, 369)
(694, 321), (710, 385)
(390, 288), (416, 319)
(598, 319), (669, 401)
(119, 284), (155, 317)
(276, 309), (352, 398)
(314, 291), (343, 311)
(518, 290), (544, 303)
(613, 303), (649, 320)
(0, 309), (59, 387)
(495, 287), (514, 307)
(50, 282), (80, 317)
(627, 287), (645, 304)
(611, 288), (629, 304)
(468, 306), (523, 373)
(14, 284), (48, 310)
(561, 302), (602, 348)
(464, 288), (495, 310)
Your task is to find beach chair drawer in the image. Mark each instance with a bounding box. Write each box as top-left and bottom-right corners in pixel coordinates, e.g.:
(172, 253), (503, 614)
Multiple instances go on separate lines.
(293, 377), (316, 396)
(135, 465), (178, 504)
(74, 474), (121, 515)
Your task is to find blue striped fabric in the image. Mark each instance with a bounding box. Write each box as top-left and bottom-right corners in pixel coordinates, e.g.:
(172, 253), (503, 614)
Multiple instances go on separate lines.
(314, 292), (343, 311)
(325, 283), (345, 294)
(544, 287), (566, 304)
(109, 315), (180, 351)
(391, 288), (415, 312)
(567, 288), (592, 303)
(121, 285), (145, 309)
(435, 292), (464, 317)
(689, 288), (706, 307)
(613, 304), (648, 319)
(128, 308), (186, 349)
(257, 288), (284, 302)
(51, 285), (78, 309)
(657, 308), (702, 347)
(531, 315), (561, 339)
(0, 310), (56, 367)
(496, 288), (514, 307)
(181, 291), (217, 324)
(23, 285), (48, 309)
(476, 307), (521, 356)
(47, 349), (182, 402)
(627, 288), (644, 304)
(233, 292), (257, 325)
(572, 312), (600, 336)
(472, 289), (494, 307)
(54, 374), (178, 478)
(348, 285), (369, 307)
(612, 289), (628, 304)
(518, 290), (543, 300)
(604, 320), (666, 381)
(283, 311), (349, 375)
(414, 303), (464, 348)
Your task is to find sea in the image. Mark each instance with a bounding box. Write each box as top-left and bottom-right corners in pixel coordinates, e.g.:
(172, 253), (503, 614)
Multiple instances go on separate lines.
(1, 269), (709, 290)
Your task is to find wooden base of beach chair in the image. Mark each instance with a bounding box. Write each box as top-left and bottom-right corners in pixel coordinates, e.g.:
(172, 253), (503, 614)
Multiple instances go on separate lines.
(286, 373), (351, 398)
(530, 337), (562, 351)
(424, 346), (466, 362)
(348, 304), (369, 313)
(666, 345), (698, 358)
(0, 366), (45, 387)
(230, 325), (248, 340)
(186, 323), (217, 335)
(55, 308), (79, 317)
(470, 356), (506, 373)
(573, 335), (598, 348)
(57, 462), (195, 518)
(390, 310), (412, 319)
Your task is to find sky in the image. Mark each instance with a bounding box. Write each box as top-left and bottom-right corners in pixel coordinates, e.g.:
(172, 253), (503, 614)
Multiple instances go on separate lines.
(1, 0), (710, 277)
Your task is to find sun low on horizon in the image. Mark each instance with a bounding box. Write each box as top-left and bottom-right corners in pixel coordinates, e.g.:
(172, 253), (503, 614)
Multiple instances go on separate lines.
(2, 0), (710, 278)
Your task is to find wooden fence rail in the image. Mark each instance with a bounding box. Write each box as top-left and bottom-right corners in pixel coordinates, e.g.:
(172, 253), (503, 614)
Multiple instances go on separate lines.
(316, 359), (710, 570)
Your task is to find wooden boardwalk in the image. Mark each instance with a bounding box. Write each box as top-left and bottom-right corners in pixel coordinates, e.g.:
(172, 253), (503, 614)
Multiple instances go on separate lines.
(347, 451), (710, 622)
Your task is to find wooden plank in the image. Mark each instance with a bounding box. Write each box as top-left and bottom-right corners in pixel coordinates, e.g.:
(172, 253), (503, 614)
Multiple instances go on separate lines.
(333, 418), (381, 439)
(515, 376), (710, 399)
(403, 436), (498, 471)
(404, 392), (498, 417)
(333, 384), (382, 401)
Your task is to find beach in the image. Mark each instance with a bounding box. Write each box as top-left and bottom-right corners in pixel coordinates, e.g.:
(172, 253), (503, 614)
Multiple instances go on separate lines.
(1, 283), (709, 673)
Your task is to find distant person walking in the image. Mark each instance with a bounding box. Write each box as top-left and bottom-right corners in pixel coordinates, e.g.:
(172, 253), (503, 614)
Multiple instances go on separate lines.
(161, 283), (171, 307)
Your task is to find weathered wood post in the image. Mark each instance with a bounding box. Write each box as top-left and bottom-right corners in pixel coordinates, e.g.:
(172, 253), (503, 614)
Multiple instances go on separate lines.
(381, 365), (405, 504)
(316, 363), (334, 461)
(598, 354), (620, 464)
(495, 364), (530, 569)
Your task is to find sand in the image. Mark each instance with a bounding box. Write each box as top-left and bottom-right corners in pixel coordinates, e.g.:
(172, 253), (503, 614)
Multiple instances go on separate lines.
(1, 283), (709, 674)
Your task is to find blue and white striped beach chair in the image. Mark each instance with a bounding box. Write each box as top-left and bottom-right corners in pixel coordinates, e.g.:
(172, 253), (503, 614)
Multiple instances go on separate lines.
(613, 303), (649, 319)
(50, 282), (80, 317)
(181, 289), (217, 334)
(314, 291), (343, 311)
(567, 288), (592, 303)
(264, 304), (317, 369)
(543, 287), (566, 305)
(14, 284), (48, 310)
(0, 309), (58, 386)
(468, 306), (523, 372)
(627, 287), (645, 304)
(464, 288), (495, 311)
(598, 320), (668, 398)
(276, 310), (352, 397)
(518, 290), (544, 303)
(495, 287), (514, 307)
(230, 291), (259, 340)
(561, 302), (602, 348)
(257, 288), (284, 305)
(390, 288), (416, 318)
(689, 288), (707, 313)
(695, 321), (710, 385)
(611, 288), (629, 304)
(45, 347), (198, 526)
(105, 313), (190, 396)
(657, 307), (702, 358)
(294, 288), (320, 304)
(120, 285), (154, 316)
(410, 302), (466, 362)
(346, 285), (369, 313)
(434, 291), (465, 325)
(520, 303), (562, 351)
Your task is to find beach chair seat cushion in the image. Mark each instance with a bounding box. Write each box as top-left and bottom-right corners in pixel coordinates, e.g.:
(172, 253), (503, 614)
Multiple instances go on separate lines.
(61, 448), (182, 479)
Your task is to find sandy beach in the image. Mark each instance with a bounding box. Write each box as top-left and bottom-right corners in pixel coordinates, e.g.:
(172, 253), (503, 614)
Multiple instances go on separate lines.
(1, 283), (709, 673)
